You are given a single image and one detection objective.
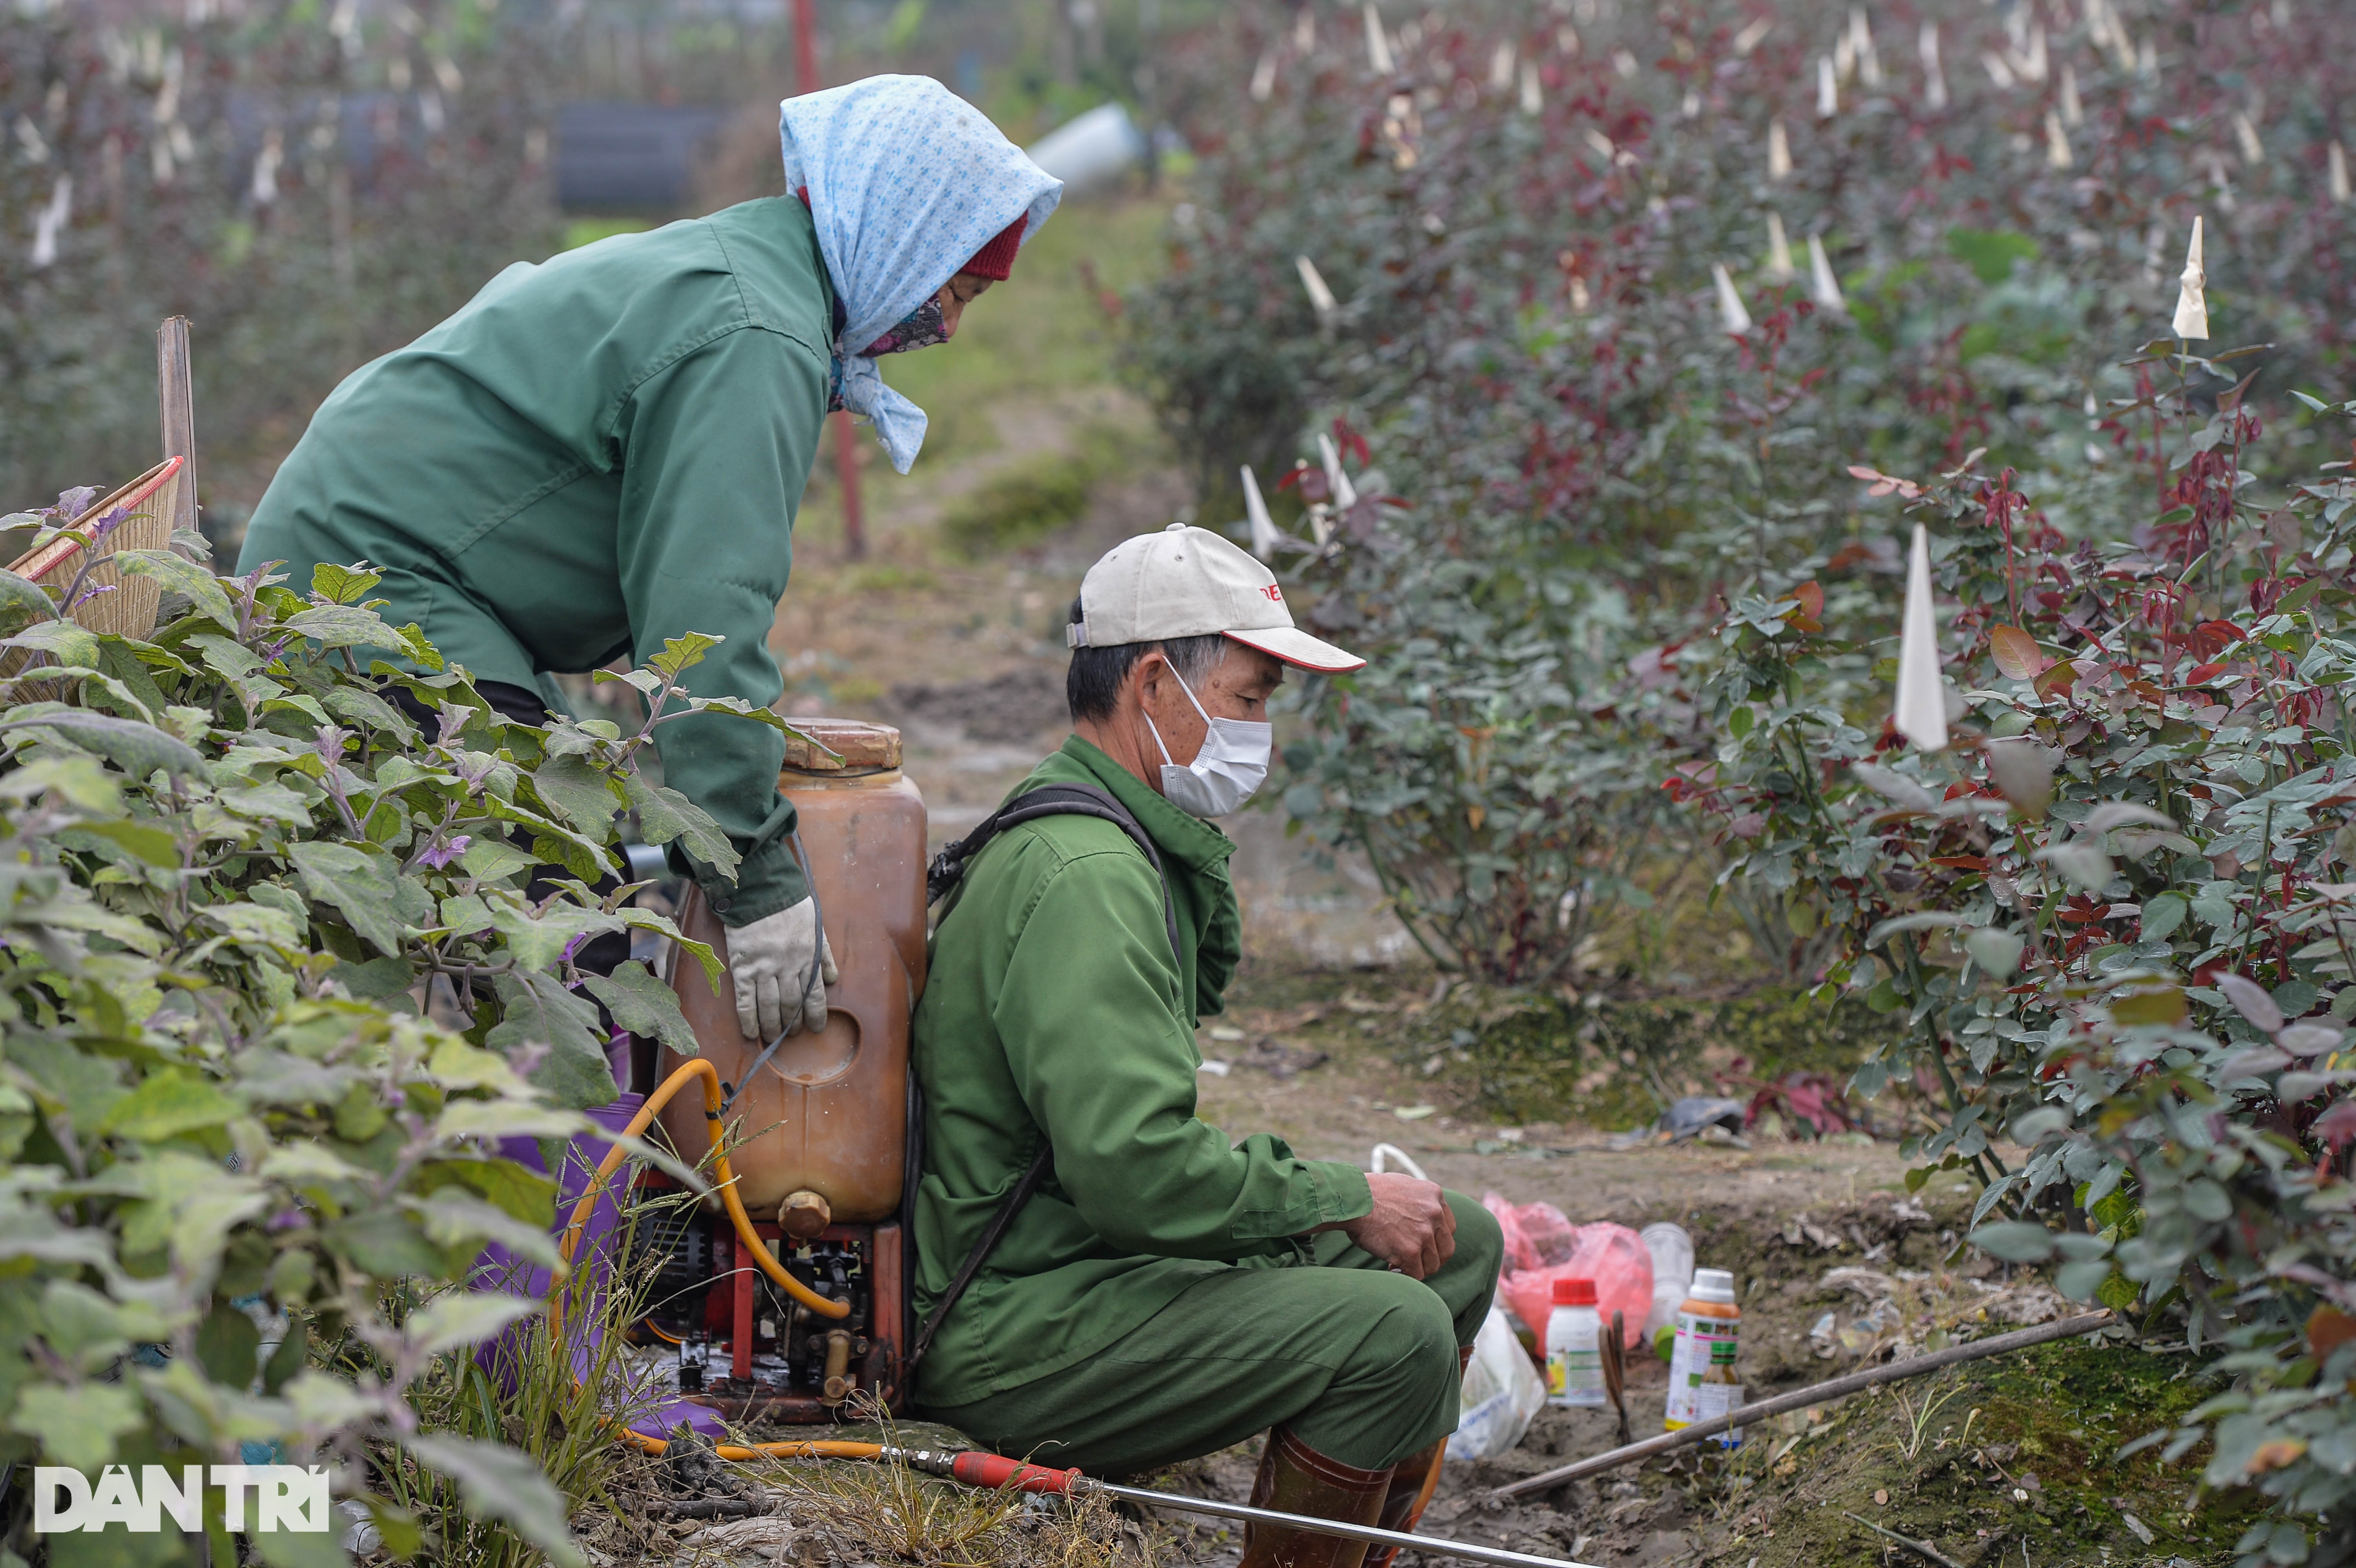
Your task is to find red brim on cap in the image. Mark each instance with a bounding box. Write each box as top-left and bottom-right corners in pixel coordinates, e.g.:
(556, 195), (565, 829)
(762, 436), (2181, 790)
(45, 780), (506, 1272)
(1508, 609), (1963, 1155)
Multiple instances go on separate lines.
(1225, 625), (1366, 673)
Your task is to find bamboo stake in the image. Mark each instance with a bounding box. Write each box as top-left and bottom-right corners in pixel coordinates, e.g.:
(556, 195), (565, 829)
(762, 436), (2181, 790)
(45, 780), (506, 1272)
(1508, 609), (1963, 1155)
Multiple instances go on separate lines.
(1491, 1309), (2114, 1497)
(156, 316), (199, 546)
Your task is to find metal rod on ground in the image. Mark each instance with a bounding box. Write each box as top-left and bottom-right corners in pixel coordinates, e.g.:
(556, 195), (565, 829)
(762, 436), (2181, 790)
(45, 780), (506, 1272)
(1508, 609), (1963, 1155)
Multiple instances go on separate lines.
(873, 1449), (1597, 1568)
(1087, 1479), (1601, 1568)
(1492, 1309), (2115, 1498)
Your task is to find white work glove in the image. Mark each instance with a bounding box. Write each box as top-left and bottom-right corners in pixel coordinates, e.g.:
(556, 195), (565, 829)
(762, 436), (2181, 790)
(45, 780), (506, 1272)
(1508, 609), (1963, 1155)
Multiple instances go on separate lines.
(728, 899), (838, 1042)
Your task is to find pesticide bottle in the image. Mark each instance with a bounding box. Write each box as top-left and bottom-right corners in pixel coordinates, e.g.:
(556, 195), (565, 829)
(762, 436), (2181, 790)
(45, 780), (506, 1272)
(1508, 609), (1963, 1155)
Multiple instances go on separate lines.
(1544, 1277), (1606, 1407)
(1663, 1266), (1739, 1430)
(1690, 1337), (1745, 1447)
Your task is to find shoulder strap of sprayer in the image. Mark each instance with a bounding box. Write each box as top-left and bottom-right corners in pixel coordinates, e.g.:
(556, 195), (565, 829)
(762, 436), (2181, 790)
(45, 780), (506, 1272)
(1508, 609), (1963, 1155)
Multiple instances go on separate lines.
(905, 782), (1180, 1374)
(925, 781), (1181, 956)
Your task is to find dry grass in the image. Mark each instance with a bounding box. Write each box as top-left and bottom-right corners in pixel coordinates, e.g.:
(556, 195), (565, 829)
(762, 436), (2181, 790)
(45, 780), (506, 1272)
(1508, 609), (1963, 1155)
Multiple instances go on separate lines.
(678, 1404), (1169, 1568)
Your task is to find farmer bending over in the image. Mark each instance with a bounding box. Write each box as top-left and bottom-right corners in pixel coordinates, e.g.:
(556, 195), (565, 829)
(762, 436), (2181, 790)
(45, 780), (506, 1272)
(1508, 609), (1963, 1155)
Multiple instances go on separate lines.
(239, 77), (1058, 1050)
(911, 524), (1503, 1568)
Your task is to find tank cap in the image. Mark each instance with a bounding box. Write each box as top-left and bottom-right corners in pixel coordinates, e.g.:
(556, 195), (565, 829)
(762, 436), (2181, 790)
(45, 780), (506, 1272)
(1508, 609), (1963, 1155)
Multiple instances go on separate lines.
(1688, 1267), (1737, 1304)
(780, 718), (902, 774)
(1551, 1276), (1598, 1306)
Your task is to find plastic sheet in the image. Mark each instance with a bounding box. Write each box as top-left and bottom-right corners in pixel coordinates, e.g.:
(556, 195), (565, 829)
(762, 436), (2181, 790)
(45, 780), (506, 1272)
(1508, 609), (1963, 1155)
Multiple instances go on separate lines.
(1446, 1303), (1548, 1462)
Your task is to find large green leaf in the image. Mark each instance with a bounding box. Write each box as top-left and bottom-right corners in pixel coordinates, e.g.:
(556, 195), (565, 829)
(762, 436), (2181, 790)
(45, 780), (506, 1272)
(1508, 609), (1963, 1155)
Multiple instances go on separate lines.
(488, 899), (623, 975)
(284, 601), (399, 650)
(308, 562), (383, 604)
(486, 971), (617, 1110)
(0, 567), (57, 634)
(582, 959), (701, 1057)
(0, 708), (205, 779)
(322, 1207), (446, 1278)
(402, 1290), (538, 1356)
(101, 1067), (241, 1142)
(114, 549), (237, 630)
(531, 753), (623, 830)
(414, 1156), (556, 1228)
(11, 1383), (143, 1470)
(622, 771), (737, 877)
(287, 841), (406, 957)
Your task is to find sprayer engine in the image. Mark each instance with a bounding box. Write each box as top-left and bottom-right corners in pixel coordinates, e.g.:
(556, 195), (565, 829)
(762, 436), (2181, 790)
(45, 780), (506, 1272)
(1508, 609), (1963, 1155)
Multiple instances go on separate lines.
(638, 718), (926, 1424)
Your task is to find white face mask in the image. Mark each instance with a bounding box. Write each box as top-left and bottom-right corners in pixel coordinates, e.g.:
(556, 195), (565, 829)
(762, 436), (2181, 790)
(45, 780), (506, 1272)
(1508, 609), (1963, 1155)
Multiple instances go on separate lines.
(1143, 663), (1272, 819)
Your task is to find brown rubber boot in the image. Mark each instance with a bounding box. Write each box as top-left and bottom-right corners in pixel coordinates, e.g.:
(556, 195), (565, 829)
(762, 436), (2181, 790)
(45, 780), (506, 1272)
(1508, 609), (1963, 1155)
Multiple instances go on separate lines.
(1240, 1426), (1395, 1568)
(1359, 1344), (1473, 1568)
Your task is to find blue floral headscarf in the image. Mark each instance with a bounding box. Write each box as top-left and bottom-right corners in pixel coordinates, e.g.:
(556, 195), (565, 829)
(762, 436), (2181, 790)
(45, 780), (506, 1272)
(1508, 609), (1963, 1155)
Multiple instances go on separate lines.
(780, 76), (1063, 473)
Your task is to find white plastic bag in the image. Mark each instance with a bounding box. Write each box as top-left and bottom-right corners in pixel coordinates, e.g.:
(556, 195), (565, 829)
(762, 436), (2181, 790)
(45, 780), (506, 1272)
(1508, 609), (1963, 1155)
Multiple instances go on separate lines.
(1446, 1303), (1546, 1462)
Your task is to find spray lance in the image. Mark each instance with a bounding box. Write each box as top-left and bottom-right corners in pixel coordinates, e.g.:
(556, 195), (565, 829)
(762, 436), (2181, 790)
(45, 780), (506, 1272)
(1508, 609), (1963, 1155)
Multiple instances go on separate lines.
(743, 1446), (1599, 1568)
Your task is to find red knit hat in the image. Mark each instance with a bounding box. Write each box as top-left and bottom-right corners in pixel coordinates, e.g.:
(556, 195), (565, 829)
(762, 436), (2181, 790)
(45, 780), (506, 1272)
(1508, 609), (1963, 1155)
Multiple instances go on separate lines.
(962, 214), (1028, 281)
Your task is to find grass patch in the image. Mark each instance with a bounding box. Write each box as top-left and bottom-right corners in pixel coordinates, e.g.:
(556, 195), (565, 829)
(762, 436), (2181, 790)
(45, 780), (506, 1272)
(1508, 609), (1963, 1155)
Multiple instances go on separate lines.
(938, 422), (1134, 557)
(558, 217), (652, 254)
(1714, 1338), (2258, 1567)
(1443, 987), (1903, 1132)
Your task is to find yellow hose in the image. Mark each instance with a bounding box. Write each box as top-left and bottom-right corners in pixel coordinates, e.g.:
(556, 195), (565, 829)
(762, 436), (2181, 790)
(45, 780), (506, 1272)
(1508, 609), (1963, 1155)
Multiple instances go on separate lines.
(549, 1056), (867, 1460)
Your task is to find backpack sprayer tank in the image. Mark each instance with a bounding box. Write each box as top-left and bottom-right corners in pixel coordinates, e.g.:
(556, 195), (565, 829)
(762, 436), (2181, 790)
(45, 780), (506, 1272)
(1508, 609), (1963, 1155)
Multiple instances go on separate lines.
(646, 719), (926, 1420)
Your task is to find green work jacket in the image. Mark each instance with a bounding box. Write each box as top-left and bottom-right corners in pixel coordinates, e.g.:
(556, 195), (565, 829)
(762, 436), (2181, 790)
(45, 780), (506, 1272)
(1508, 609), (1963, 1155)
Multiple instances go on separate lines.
(909, 736), (1374, 1408)
(238, 198), (835, 925)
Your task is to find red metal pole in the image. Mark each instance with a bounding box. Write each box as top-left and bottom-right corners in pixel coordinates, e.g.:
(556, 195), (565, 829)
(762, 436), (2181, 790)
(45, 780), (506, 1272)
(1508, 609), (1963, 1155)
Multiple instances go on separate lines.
(834, 413), (867, 559)
(792, 0), (818, 94)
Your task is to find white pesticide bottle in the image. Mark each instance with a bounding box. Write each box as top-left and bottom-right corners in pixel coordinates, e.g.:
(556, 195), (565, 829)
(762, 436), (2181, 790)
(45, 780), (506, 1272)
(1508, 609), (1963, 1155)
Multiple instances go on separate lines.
(1544, 1276), (1606, 1407)
(1665, 1266), (1740, 1430)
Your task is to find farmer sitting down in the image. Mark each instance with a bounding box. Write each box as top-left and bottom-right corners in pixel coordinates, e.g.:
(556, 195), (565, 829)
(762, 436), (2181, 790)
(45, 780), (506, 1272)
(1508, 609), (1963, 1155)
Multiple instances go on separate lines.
(911, 523), (1503, 1568)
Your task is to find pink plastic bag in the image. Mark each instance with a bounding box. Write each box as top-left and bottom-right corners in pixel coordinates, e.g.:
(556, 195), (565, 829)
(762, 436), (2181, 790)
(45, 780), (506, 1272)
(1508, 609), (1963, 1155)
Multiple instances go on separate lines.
(1498, 1222), (1653, 1349)
(1480, 1193), (1580, 1273)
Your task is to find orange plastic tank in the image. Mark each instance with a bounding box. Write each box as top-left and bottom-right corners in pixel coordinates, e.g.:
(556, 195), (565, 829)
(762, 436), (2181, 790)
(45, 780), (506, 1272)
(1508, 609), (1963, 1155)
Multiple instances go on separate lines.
(663, 719), (927, 1221)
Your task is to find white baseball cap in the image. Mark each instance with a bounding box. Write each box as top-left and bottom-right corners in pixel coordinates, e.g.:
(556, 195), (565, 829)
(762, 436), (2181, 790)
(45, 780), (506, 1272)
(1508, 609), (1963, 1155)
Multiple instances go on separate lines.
(1066, 523), (1366, 673)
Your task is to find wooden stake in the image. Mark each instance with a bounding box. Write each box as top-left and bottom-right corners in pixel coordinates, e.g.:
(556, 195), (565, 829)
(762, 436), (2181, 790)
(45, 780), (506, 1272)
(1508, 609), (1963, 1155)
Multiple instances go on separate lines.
(1491, 1310), (2115, 1497)
(156, 317), (199, 547)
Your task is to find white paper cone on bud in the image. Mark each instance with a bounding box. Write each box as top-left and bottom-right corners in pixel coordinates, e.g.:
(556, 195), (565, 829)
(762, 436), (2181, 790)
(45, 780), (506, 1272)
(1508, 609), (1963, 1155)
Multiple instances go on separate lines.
(1850, 7), (1881, 88)
(1768, 118), (1793, 180)
(1240, 465), (1285, 559)
(2022, 26), (2048, 82)
(2234, 111), (2265, 166)
(2045, 111), (2072, 169)
(1490, 41), (1515, 90)
(2060, 64), (2082, 127)
(1296, 255), (1338, 321)
(1519, 60), (1543, 115)
(1363, 3), (1394, 75)
(1316, 431), (1359, 511)
(1295, 7), (1314, 53)
(2172, 217), (2209, 340)
(2334, 141), (2352, 205)
(1766, 212), (1795, 281)
(1712, 263), (1753, 334)
(1894, 523), (1948, 752)
(1919, 22), (1947, 111)
(1817, 55), (1839, 117)
(1807, 233), (1846, 313)
(1250, 49), (1277, 102)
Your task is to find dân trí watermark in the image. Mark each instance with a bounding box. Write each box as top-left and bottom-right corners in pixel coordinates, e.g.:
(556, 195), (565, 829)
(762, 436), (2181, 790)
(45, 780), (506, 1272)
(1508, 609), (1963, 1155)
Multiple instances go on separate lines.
(34, 1465), (330, 1533)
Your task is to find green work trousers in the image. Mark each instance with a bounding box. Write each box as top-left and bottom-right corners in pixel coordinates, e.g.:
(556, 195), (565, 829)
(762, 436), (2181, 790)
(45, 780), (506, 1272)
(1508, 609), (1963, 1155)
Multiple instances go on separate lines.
(919, 1192), (1503, 1476)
